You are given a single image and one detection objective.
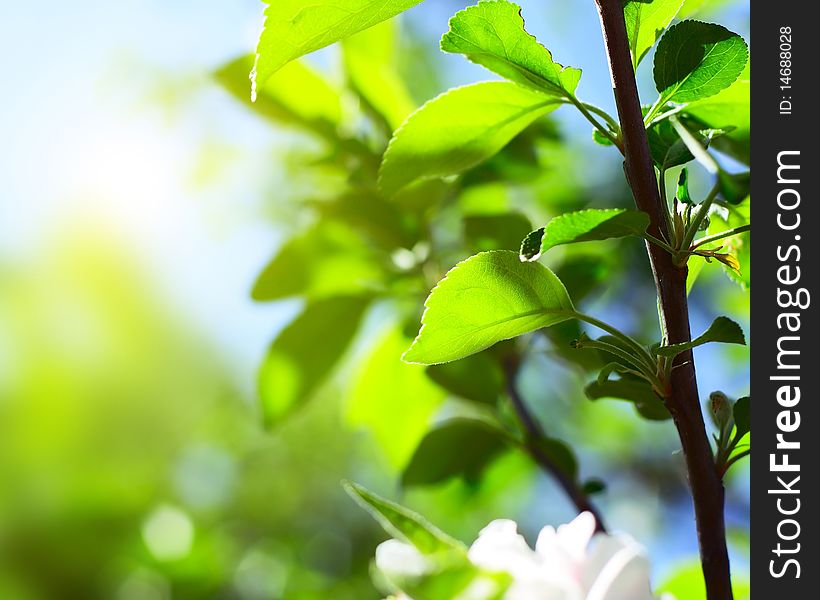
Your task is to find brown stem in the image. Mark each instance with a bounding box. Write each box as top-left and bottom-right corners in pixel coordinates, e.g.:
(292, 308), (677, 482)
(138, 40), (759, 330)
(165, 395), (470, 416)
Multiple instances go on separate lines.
(592, 1), (732, 597)
(501, 356), (607, 533)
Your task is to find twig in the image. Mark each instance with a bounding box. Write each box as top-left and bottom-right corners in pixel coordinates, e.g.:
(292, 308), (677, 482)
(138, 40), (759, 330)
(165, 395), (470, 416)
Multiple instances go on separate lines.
(501, 355), (607, 533)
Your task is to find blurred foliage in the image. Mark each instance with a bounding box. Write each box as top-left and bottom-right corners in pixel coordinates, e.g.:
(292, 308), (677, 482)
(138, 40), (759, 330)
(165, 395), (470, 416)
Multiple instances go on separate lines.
(0, 234), (387, 599)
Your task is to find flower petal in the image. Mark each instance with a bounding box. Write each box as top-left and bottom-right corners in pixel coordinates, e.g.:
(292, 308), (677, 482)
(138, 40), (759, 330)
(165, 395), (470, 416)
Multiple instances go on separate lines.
(375, 539), (434, 579)
(581, 534), (630, 591)
(556, 512), (597, 563)
(585, 543), (657, 600)
(469, 519), (541, 578)
(504, 579), (582, 600)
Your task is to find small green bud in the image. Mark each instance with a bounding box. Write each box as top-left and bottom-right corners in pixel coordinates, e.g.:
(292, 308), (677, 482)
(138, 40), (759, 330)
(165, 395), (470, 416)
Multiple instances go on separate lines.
(677, 168), (693, 205)
(709, 391), (734, 432)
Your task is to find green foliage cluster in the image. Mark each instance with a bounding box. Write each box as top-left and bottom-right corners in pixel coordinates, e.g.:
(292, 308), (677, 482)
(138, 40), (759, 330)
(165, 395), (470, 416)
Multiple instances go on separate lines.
(220, 0), (752, 596)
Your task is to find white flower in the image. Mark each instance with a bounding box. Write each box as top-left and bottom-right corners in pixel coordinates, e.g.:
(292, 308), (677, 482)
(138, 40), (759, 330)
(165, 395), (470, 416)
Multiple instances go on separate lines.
(468, 512), (664, 600)
(373, 512), (665, 600)
(375, 539), (436, 581)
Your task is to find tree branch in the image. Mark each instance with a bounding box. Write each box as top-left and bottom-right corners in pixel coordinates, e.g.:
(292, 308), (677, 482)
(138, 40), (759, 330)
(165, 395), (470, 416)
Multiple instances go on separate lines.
(592, 1), (732, 597)
(501, 355), (607, 533)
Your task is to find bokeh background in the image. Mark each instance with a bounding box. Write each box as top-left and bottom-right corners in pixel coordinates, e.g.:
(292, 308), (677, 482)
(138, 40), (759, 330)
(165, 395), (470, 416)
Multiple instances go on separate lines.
(0, 1), (749, 598)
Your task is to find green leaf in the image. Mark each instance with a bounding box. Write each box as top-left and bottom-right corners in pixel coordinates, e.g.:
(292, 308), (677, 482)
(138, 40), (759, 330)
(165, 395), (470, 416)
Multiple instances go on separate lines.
(592, 129), (615, 146)
(348, 327), (446, 469)
(520, 209), (650, 261)
(679, 0), (733, 18)
(463, 213), (533, 252)
(393, 178), (454, 214)
(653, 20), (748, 104)
(313, 191), (420, 251)
(343, 481), (466, 554)
(582, 478), (607, 496)
(252, 0), (424, 98)
(676, 167), (693, 204)
(585, 377), (670, 421)
(519, 229), (546, 262)
(252, 223), (382, 301)
(685, 62), (749, 164)
(704, 201), (750, 288)
(258, 296), (369, 425)
(654, 315), (746, 358)
(532, 437), (579, 480)
(216, 55), (341, 136)
(426, 351), (504, 405)
(733, 396), (750, 438)
(403, 251), (575, 365)
(592, 335), (648, 372)
(718, 170), (750, 205)
(686, 254), (705, 295)
(623, 0), (685, 69)
(395, 564), (511, 600)
(342, 20), (416, 130)
(379, 82), (562, 195)
(402, 419), (511, 487)
(554, 256), (613, 303)
(647, 119), (722, 170)
(441, 0), (581, 97)
(461, 120), (555, 186)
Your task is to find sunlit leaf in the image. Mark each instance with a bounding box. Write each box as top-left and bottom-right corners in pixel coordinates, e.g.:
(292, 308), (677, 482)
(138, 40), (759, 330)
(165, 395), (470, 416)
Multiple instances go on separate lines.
(692, 200), (750, 289)
(592, 129), (615, 146)
(520, 209), (650, 262)
(380, 82), (561, 195)
(441, 0), (581, 97)
(403, 251), (575, 365)
(349, 327), (446, 468)
(252, 223), (382, 301)
(402, 419), (511, 487)
(654, 315), (746, 358)
(252, 0), (424, 98)
(217, 55), (341, 136)
(717, 202), (750, 288)
(342, 20), (416, 130)
(343, 481), (466, 554)
(623, 0), (685, 69)
(676, 167), (694, 204)
(685, 62), (750, 164)
(258, 296), (370, 425)
(654, 20), (748, 104)
(679, 0), (733, 18)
